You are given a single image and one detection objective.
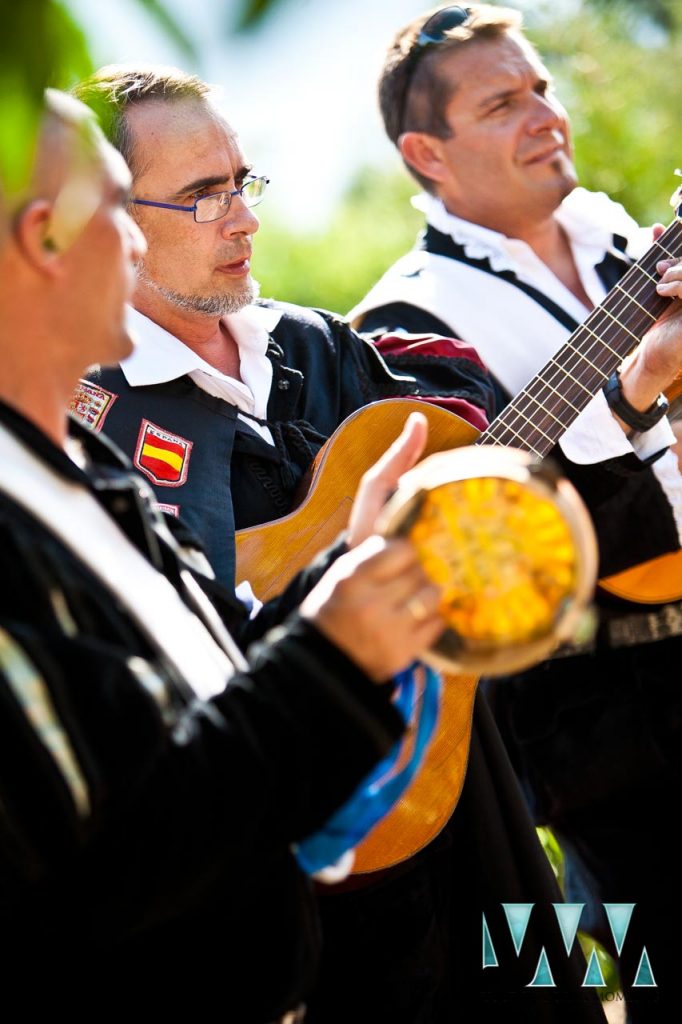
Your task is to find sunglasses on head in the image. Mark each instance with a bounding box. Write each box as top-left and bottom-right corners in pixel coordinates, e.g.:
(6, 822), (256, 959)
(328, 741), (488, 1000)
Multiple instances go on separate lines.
(398, 6), (471, 134)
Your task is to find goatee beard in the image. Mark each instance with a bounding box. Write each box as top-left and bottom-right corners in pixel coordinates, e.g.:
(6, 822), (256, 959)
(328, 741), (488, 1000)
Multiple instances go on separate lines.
(137, 267), (259, 316)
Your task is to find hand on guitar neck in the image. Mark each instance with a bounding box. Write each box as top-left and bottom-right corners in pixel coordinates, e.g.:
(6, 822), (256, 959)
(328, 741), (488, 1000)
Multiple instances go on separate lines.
(617, 241), (682, 425)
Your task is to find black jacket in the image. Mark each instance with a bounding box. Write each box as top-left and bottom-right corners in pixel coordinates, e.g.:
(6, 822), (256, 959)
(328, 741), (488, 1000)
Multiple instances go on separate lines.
(0, 400), (403, 1018)
(82, 301), (495, 585)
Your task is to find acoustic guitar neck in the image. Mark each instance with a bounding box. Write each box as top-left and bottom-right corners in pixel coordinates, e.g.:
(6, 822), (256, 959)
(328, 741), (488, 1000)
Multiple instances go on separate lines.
(480, 218), (682, 456)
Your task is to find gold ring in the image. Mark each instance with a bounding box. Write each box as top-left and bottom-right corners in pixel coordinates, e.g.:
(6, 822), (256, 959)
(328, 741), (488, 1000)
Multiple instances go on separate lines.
(406, 595), (429, 623)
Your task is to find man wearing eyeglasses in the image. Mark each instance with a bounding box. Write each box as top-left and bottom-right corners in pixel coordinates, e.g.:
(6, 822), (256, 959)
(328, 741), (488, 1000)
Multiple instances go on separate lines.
(71, 65), (494, 589)
(351, 5), (682, 1021)
(0, 87), (455, 1016)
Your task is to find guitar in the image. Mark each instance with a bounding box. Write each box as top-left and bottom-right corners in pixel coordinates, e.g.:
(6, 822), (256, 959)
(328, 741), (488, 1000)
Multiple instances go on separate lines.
(236, 209), (682, 872)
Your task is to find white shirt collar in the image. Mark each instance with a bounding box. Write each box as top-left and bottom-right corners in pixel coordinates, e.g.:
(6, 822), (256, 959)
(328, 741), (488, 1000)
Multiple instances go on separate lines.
(123, 304), (282, 388)
(411, 187), (649, 274)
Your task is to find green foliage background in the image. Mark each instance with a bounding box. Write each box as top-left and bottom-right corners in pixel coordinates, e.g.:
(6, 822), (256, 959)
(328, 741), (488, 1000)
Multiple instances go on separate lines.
(253, 0), (682, 316)
(2, 0), (680, 291)
(252, 169), (424, 317)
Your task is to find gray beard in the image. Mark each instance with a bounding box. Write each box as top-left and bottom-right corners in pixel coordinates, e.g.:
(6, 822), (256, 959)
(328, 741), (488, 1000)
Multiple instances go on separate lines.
(137, 267), (258, 316)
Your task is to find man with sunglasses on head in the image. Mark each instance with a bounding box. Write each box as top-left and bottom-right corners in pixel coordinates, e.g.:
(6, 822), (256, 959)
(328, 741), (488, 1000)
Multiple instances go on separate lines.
(352, 5), (682, 1021)
(71, 65), (494, 591)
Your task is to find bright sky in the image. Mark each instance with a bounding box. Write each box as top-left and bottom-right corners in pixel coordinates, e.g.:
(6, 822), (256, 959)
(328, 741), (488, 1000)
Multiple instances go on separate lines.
(65, 0), (566, 228)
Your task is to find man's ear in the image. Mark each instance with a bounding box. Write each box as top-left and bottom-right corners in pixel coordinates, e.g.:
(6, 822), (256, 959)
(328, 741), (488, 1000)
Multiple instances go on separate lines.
(399, 132), (449, 186)
(14, 200), (62, 274)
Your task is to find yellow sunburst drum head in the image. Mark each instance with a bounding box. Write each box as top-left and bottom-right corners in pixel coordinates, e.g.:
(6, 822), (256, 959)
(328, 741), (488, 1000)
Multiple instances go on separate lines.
(378, 445), (598, 676)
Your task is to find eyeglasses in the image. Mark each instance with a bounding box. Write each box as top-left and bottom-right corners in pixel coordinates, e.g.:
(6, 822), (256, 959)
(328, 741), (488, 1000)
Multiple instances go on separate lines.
(398, 6), (471, 134)
(131, 175), (270, 224)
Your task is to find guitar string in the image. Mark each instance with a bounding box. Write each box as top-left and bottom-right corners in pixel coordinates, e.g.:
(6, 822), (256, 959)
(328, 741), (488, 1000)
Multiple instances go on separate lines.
(520, 226), (682, 438)
(490, 227), (682, 452)
(624, 263), (659, 286)
(486, 224), (682, 449)
(613, 282), (658, 320)
(480, 223), (682, 455)
(496, 292), (667, 452)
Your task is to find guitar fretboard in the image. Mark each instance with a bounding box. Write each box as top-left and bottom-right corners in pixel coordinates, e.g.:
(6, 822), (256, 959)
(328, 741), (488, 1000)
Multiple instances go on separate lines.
(479, 219), (682, 457)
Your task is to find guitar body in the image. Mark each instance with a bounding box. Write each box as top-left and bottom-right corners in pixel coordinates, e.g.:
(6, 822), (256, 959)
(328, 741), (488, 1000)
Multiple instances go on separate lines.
(236, 385), (682, 871)
(600, 552), (682, 603)
(237, 400), (480, 872)
(352, 669), (478, 872)
(236, 399), (478, 600)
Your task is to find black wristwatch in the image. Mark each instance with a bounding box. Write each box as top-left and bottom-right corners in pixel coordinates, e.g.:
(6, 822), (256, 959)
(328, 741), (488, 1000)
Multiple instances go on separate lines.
(603, 370), (669, 432)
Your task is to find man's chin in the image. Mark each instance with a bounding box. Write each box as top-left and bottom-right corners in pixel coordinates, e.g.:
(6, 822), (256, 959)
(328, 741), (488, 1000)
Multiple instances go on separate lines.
(560, 173), (579, 204)
(136, 266), (257, 317)
(549, 155), (578, 191)
(556, 171), (578, 199)
(171, 280), (256, 317)
(535, 163), (578, 207)
(213, 276), (258, 315)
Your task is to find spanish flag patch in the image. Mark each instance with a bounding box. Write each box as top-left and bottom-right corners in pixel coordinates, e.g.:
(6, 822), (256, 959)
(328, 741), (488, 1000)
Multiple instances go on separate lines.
(134, 419), (192, 487)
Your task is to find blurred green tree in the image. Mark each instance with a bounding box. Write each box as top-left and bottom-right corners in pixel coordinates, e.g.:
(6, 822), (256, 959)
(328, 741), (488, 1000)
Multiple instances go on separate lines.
(253, 168), (423, 313)
(588, 0), (679, 31)
(2, 0), (680, 309)
(254, 0), (682, 314)
(532, 1), (681, 226)
(0, 4), (89, 198)
(0, 0), (195, 205)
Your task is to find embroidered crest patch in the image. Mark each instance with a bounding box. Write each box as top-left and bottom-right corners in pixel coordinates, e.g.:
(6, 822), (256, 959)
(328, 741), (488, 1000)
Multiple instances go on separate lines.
(134, 420), (192, 488)
(69, 380), (118, 432)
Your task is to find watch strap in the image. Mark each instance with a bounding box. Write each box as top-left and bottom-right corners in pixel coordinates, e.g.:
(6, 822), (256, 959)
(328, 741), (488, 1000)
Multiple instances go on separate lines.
(603, 370), (669, 432)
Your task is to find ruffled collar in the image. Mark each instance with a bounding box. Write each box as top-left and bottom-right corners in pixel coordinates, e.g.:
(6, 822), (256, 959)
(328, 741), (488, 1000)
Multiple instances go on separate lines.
(411, 188), (645, 273)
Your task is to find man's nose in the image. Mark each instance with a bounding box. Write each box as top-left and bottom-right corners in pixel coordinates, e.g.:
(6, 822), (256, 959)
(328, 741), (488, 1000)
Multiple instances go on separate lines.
(220, 195), (260, 237)
(528, 92), (565, 135)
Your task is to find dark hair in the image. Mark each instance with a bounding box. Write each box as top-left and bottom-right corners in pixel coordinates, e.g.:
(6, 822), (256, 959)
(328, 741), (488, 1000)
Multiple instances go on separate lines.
(73, 65), (211, 178)
(379, 4), (522, 192)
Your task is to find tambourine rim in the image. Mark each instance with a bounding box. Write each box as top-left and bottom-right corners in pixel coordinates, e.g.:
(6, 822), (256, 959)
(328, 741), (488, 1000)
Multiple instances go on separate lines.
(378, 445), (599, 676)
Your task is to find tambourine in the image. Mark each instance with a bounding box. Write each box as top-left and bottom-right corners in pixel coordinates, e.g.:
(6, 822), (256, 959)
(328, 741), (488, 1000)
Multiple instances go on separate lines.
(377, 445), (598, 676)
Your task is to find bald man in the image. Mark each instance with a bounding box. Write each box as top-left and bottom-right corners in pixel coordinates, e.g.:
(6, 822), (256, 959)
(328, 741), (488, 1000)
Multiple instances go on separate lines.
(0, 90), (447, 1017)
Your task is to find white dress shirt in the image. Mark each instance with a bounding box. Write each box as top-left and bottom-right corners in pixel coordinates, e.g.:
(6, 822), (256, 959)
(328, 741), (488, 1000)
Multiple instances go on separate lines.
(121, 304), (281, 613)
(124, 304), (282, 445)
(350, 188), (677, 466)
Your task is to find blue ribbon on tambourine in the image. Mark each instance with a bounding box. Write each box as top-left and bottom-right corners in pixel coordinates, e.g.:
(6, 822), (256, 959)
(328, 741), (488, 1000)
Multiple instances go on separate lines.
(294, 662), (441, 878)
